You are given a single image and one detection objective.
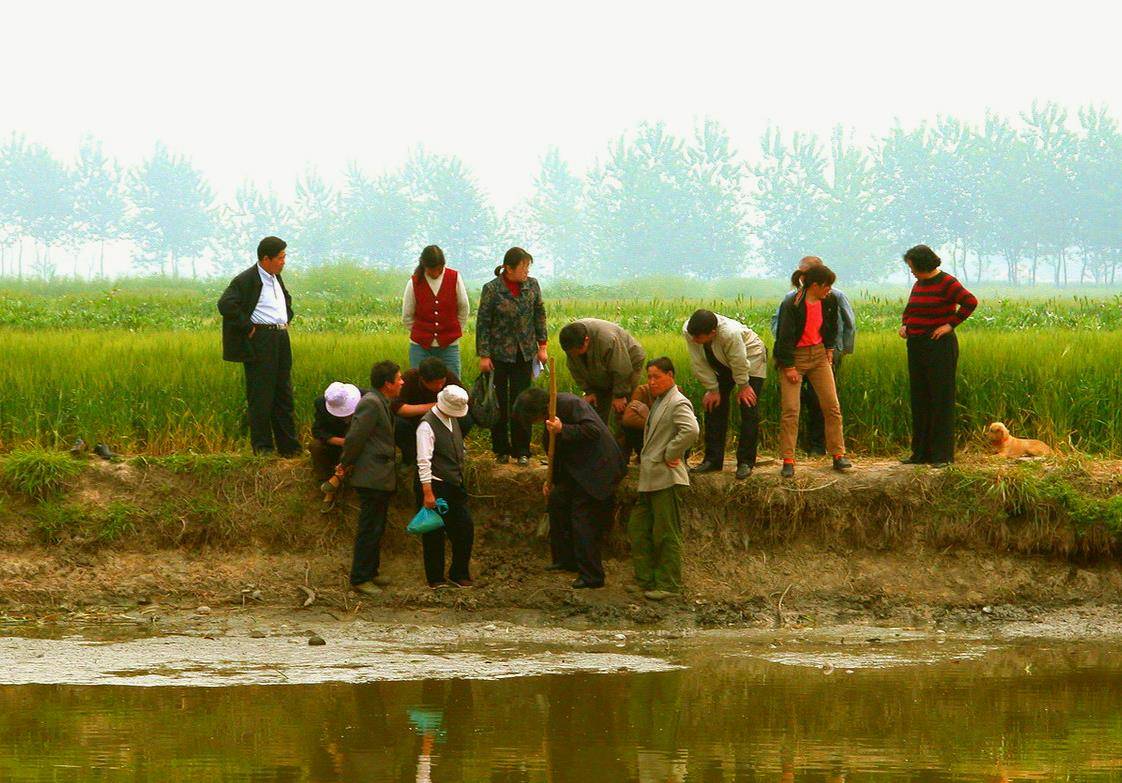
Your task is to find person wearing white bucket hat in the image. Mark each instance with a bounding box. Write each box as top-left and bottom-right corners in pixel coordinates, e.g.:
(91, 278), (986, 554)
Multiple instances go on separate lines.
(309, 381), (366, 513)
(415, 384), (474, 588)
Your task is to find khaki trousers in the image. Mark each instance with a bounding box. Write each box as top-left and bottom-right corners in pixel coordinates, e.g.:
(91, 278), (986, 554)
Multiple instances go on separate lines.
(779, 344), (844, 460)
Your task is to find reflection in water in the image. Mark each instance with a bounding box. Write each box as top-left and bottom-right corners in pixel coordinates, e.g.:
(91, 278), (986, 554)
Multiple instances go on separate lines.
(2, 642), (1122, 780)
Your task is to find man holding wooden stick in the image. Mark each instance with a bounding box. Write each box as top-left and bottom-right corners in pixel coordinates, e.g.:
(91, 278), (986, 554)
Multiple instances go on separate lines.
(514, 383), (625, 589)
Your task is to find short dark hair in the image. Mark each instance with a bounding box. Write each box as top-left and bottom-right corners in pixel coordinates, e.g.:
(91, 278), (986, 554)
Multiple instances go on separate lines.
(903, 244), (941, 272)
(802, 264), (836, 287)
(646, 356), (675, 375)
(418, 356), (448, 382)
(559, 321), (590, 352)
(370, 360), (400, 390)
(512, 387), (550, 424)
(686, 309), (718, 336)
(257, 236), (287, 261)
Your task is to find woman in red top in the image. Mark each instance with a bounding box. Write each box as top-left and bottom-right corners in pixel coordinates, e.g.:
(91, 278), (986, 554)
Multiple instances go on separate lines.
(898, 244), (977, 466)
(402, 245), (471, 378)
(772, 264), (852, 478)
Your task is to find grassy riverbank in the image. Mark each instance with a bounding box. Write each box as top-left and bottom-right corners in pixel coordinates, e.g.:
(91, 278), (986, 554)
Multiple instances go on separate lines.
(1, 450), (1121, 624)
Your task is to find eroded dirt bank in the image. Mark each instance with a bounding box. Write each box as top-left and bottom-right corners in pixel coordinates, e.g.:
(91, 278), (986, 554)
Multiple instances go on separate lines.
(1, 453), (1121, 630)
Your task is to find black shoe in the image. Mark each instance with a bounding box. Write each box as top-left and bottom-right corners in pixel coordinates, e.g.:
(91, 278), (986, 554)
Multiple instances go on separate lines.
(516, 456), (530, 467)
(899, 455), (925, 465)
(735, 463), (753, 480)
(93, 443), (121, 462)
(780, 462), (795, 478)
(572, 578), (604, 589)
(68, 438), (87, 457)
(929, 462), (951, 469)
(495, 454), (510, 464)
(689, 460), (722, 474)
(833, 456), (853, 472)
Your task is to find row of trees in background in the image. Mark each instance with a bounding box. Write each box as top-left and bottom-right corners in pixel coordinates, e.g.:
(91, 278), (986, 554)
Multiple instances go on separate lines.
(1, 101), (1120, 283)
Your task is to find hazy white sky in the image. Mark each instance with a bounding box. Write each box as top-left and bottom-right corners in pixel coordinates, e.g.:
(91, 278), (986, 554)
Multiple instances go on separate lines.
(2, 0), (1119, 210)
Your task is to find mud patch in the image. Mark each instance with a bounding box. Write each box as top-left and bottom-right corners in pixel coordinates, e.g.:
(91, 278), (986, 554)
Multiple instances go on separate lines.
(0, 634), (678, 687)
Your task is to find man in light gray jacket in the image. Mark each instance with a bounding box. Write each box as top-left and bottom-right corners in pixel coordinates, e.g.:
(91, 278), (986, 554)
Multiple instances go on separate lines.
(628, 357), (700, 601)
(683, 309), (768, 479)
(339, 360), (404, 596)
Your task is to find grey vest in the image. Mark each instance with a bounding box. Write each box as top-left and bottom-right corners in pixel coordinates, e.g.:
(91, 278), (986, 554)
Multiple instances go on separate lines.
(422, 410), (465, 486)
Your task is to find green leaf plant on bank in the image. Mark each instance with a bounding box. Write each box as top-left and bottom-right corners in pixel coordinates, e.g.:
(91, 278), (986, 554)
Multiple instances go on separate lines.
(0, 446), (85, 499)
(33, 500), (142, 545)
(939, 459), (1122, 556)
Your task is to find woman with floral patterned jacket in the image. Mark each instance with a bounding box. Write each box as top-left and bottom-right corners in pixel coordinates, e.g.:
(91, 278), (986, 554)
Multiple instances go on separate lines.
(475, 247), (548, 466)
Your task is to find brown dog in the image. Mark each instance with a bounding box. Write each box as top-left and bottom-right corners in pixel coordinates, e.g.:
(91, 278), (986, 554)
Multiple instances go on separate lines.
(986, 422), (1052, 458)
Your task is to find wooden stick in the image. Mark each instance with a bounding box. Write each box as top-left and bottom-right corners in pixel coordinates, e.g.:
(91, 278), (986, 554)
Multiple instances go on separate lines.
(545, 357), (558, 487)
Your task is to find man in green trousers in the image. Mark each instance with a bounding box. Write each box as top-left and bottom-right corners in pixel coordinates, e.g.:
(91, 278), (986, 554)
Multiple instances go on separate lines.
(628, 357), (699, 600)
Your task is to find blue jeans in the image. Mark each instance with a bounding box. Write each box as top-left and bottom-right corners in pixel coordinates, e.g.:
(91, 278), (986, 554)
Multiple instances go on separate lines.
(408, 342), (461, 378)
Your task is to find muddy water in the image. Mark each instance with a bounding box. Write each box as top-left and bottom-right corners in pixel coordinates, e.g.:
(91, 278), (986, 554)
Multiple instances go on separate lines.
(3, 633), (1122, 781)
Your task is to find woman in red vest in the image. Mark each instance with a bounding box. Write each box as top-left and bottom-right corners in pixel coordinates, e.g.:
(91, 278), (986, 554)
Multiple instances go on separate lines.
(402, 245), (471, 378)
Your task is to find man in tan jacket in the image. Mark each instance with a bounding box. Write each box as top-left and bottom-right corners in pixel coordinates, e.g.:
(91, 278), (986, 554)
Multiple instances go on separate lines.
(627, 357), (699, 601)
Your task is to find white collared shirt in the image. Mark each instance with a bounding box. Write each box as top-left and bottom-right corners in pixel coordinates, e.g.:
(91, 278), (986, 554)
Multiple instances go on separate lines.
(416, 409), (454, 484)
(251, 265), (288, 325)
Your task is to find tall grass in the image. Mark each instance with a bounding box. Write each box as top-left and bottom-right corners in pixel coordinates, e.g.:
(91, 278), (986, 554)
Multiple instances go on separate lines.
(1, 328), (1119, 456)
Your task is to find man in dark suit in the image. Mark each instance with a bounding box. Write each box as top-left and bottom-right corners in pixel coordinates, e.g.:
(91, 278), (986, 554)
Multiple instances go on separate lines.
(514, 387), (626, 589)
(217, 236), (300, 456)
(339, 360), (404, 596)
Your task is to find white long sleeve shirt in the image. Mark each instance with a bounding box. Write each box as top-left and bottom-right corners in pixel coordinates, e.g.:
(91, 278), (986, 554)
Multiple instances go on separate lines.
(402, 271), (470, 347)
(251, 265), (288, 325)
(416, 409), (455, 484)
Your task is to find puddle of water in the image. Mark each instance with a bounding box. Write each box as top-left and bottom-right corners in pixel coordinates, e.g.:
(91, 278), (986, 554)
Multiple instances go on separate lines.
(2, 635), (1122, 781)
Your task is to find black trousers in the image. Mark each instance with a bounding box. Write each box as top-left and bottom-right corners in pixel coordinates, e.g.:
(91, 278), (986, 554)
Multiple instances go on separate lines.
(801, 353), (843, 452)
(243, 329), (300, 455)
(703, 373), (765, 467)
(491, 359), (533, 457)
(350, 488), (391, 585)
(420, 481), (474, 584)
(547, 480), (614, 585)
(907, 332), (959, 463)
(308, 439), (341, 481)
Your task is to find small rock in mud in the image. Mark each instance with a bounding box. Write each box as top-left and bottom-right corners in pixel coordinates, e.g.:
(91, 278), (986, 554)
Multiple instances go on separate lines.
(249, 630), (266, 639)
(308, 635), (326, 646)
(196, 606), (211, 615)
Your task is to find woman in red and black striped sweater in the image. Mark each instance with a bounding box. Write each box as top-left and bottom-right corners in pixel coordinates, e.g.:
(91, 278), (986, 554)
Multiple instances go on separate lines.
(898, 244), (977, 466)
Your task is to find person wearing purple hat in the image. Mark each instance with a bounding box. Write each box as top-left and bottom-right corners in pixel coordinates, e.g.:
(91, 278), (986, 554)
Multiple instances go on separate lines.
(309, 381), (366, 513)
